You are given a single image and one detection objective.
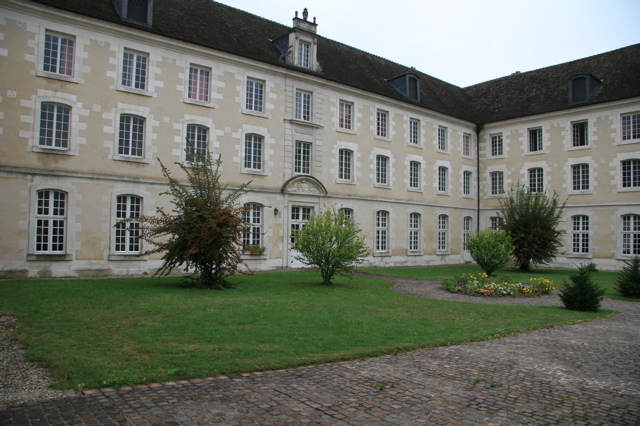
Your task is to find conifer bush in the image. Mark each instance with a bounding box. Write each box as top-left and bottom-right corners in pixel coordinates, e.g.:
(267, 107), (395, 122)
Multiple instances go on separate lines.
(615, 256), (640, 298)
(559, 265), (605, 312)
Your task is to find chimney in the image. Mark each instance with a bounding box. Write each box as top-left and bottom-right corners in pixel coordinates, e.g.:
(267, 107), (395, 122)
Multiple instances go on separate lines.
(293, 7), (317, 33)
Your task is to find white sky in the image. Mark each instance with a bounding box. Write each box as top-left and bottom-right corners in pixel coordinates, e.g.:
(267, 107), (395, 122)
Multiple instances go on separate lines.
(216, 0), (640, 87)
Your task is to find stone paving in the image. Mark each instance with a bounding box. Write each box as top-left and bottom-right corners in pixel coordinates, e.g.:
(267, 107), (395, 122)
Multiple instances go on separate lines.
(1, 277), (639, 425)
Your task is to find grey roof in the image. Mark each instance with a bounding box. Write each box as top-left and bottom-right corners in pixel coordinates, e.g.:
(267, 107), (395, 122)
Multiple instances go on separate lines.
(28, 0), (640, 125)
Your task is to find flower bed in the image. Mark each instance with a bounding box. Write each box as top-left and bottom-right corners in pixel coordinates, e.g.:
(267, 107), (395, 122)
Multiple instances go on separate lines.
(443, 273), (555, 297)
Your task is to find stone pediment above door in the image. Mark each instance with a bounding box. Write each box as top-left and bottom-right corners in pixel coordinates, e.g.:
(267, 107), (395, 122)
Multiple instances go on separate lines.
(281, 176), (327, 196)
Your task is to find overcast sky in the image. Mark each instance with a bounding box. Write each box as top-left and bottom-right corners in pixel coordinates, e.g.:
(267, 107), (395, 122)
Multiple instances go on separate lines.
(216, 0), (640, 87)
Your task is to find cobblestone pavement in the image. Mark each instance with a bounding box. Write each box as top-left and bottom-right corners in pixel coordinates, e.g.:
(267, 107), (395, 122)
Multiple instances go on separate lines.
(1, 276), (639, 425)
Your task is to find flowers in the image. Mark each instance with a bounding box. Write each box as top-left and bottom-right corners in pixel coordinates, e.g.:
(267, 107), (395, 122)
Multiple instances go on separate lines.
(443, 273), (555, 297)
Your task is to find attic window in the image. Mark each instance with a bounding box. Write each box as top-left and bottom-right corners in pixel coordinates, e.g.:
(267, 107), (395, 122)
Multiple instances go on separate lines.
(387, 73), (420, 102)
(112, 0), (153, 26)
(569, 74), (600, 103)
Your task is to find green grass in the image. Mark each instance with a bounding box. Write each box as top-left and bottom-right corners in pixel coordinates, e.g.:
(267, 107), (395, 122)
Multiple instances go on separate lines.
(0, 270), (617, 391)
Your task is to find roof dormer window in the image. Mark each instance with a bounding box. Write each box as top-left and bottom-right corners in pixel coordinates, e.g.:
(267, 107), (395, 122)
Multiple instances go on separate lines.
(273, 8), (322, 73)
(297, 40), (310, 68)
(569, 74), (600, 103)
(387, 73), (421, 102)
(112, 0), (153, 26)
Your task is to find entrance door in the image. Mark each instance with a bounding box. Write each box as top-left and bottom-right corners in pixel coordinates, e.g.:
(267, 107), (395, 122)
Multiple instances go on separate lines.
(289, 206), (313, 267)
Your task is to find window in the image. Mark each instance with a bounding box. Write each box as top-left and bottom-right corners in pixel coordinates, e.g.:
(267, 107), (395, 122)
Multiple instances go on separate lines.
(338, 149), (353, 181)
(35, 190), (66, 253)
(570, 74), (600, 103)
(290, 206), (313, 245)
(244, 134), (263, 171)
(376, 155), (389, 185)
(294, 141), (311, 174)
(572, 121), (588, 147)
(571, 215), (589, 254)
(490, 171), (505, 196)
(572, 164), (590, 191)
(188, 65), (210, 102)
(622, 159), (640, 188)
(376, 110), (388, 138)
(409, 213), (421, 252)
(528, 128), (543, 152)
(622, 113), (640, 141)
(122, 50), (148, 90)
(113, 0), (153, 25)
(338, 101), (353, 130)
(118, 115), (144, 158)
(295, 90), (311, 121)
(437, 214), (448, 252)
(375, 211), (389, 252)
(407, 75), (419, 101)
(114, 195), (141, 254)
(409, 119), (420, 145)
(490, 216), (501, 230)
(528, 168), (544, 193)
(409, 161), (421, 190)
(185, 125), (208, 163)
(437, 126), (448, 151)
(463, 216), (473, 251)
(243, 204), (263, 248)
(43, 31), (74, 76)
(463, 133), (472, 157)
(245, 78), (264, 112)
(340, 208), (354, 221)
(622, 214), (640, 255)
(39, 103), (70, 149)
(297, 41), (310, 68)
(491, 134), (503, 156)
(463, 171), (472, 195)
(438, 166), (448, 193)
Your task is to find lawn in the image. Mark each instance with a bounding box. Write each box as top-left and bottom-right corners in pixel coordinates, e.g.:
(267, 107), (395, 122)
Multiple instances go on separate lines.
(0, 270), (617, 391)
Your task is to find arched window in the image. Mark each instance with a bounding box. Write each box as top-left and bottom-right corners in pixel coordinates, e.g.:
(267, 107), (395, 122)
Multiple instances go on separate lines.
(35, 190), (67, 253)
(114, 195), (142, 254)
(622, 214), (640, 255)
(437, 214), (448, 252)
(409, 212), (421, 252)
(375, 211), (389, 253)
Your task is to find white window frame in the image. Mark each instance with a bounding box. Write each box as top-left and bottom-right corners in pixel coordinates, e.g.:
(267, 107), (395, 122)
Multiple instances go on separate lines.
(570, 215), (590, 255)
(463, 170), (472, 196)
(122, 49), (148, 91)
(437, 126), (448, 152)
(409, 161), (421, 190)
(408, 212), (421, 253)
(294, 141), (312, 175)
(38, 102), (70, 150)
(528, 167), (544, 193)
(185, 124), (209, 163)
(114, 195), (142, 254)
(621, 214), (640, 256)
(621, 113), (640, 142)
(621, 159), (640, 189)
(437, 214), (449, 253)
(295, 90), (312, 122)
(375, 210), (389, 254)
(376, 155), (389, 186)
(376, 110), (389, 139)
(571, 120), (589, 148)
(528, 127), (543, 153)
(41, 30), (75, 78)
(243, 204), (263, 248)
(490, 134), (504, 157)
(338, 149), (353, 182)
(463, 216), (473, 251)
(338, 100), (353, 131)
(490, 171), (505, 196)
(243, 133), (264, 173)
(437, 166), (448, 194)
(571, 163), (590, 191)
(117, 114), (145, 159)
(409, 118), (421, 146)
(462, 133), (472, 158)
(297, 40), (310, 68)
(245, 78), (265, 114)
(490, 216), (500, 230)
(34, 189), (67, 254)
(187, 64), (211, 103)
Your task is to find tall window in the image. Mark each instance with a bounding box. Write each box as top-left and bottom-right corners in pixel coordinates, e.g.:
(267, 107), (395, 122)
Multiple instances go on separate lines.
(621, 159), (640, 188)
(528, 128), (543, 152)
(118, 115), (144, 158)
(437, 214), (448, 251)
(122, 50), (148, 90)
(572, 121), (588, 147)
(571, 215), (589, 254)
(295, 141), (311, 174)
(295, 90), (311, 121)
(528, 168), (544, 193)
(35, 190), (66, 253)
(338, 101), (353, 130)
(409, 119), (420, 145)
(490, 171), (504, 195)
(409, 161), (421, 189)
(375, 211), (389, 252)
(185, 125), (208, 163)
(463, 216), (473, 250)
(376, 110), (388, 138)
(463, 133), (472, 157)
(438, 166), (448, 193)
(409, 212), (420, 252)
(376, 155), (389, 185)
(491, 134), (503, 157)
(243, 204), (263, 247)
(188, 65), (210, 102)
(572, 164), (590, 191)
(244, 134), (263, 171)
(340, 208), (354, 221)
(338, 149), (353, 181)
(490, 216), (501, 230)
(622, 214), (640, 255)
(39, 103), (70, 149)
(245, 78), (264, 112)
(463, 171), (472, 195)
(43, 31), (74, 76)
(297, 41), (310, 68)
(437, 126), (448, 151)
(622, 113), (640, 141)
(114, 195), (141, 254)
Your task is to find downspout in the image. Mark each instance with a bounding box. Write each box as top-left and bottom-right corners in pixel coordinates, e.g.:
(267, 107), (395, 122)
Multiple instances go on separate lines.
(475, 123), (484, 233)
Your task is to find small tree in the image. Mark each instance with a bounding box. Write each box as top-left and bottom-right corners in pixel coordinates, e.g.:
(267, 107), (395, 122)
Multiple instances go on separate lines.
(124, 151), (250, 289)
(466, 229), (514, 276)
(499, 185), (566, 271)
(559, 265), (605, 312)
(616, 256), (640, 298)
(293, 208), (369, 285)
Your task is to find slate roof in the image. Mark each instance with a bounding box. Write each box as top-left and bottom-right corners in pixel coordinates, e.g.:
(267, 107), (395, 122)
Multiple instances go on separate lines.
(27, 0), (640, 125)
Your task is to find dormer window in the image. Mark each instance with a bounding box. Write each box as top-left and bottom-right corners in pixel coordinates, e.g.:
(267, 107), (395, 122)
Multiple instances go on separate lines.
(387, 73), (420, 102)
(569, 74), (600, 103)
(298, 41), (310, 68)
(272, 9), (322, 73)
(112, 0), (153, 26)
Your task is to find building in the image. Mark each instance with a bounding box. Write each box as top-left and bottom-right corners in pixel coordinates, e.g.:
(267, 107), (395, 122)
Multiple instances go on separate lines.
(0, 0), (639, 278)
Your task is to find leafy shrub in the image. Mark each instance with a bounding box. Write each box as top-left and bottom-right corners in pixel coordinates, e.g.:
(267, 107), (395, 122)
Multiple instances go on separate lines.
(615, 256), (640, 298)
(466, 229), (514, 276)
(559, 266), (605, 312)
(443, 273), (555, 297)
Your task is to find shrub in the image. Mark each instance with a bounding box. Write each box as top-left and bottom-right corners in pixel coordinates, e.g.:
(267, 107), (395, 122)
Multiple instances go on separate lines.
(615, 256), (640, 298)
(465, 229), (514, 276)
(559, 265), (605, 312)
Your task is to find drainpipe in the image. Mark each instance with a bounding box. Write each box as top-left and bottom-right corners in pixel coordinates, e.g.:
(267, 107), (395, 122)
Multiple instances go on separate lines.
(475, 123), (484, 233)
